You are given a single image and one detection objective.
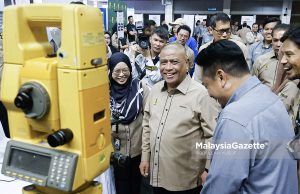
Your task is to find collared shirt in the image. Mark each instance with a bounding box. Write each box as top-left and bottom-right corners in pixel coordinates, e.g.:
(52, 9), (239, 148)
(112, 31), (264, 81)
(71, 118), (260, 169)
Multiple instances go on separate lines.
(142, 75), (219, 191)
(198, 25), (213, 45)
(251, 50), (278, 88)
(278, 80), (300, 127)
(201, 76), (298, 194)
(247, 40), (272, 70)
(134, 53), (162, 88)
(111, 83), (149, 158)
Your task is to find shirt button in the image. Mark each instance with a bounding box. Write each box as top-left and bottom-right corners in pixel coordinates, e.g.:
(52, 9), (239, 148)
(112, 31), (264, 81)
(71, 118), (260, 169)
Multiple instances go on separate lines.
(155, 163), (157, 165)
(157, 137), (159, 139)
(127, 139), (130, 141)
(161, 123), (163, 125)
(156, 150), (158, 153)
(165, 109), (168, 111)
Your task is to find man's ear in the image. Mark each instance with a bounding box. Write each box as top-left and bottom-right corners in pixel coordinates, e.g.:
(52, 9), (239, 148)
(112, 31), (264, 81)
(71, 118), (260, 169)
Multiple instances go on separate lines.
(185, 59), (190, 73)
(216, 69), (228, 88)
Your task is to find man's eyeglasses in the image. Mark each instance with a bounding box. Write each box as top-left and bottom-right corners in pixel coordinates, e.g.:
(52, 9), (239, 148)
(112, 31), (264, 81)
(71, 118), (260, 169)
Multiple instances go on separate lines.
(213, 28), (231, 35)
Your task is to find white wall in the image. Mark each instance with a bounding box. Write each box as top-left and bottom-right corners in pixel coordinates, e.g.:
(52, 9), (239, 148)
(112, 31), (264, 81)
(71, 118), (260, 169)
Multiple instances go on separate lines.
(0, 1), (4, 11)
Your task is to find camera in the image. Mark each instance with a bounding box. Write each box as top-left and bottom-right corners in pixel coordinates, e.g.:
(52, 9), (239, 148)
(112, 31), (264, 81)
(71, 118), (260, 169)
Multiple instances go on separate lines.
(110, 152), (130, 168)
(135, 21), (149, 49)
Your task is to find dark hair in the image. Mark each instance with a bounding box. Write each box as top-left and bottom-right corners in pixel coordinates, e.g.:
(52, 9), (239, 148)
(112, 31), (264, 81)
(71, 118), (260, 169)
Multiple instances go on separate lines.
(177, 25), (191, 37)
(281, 25), (300, 49)
(105, 31), (111, 37)
(145, 20), (156, 28)
(152, 26), (169, 41)
(262, 17), (281, 29)
(196, 40), (249, 78)
(128, 16), (133, 20)
(209, 13), (230, 28)
(252, 23), (258, 27)
(272, 24), (289, 36)
(242, 23), (247, 27)
(70, 1), (84, 4)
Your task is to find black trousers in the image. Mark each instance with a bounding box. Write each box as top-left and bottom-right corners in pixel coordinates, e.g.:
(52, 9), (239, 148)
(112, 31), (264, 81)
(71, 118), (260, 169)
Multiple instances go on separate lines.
(153, 186), (202, 194)
(113, 155), (142, 194)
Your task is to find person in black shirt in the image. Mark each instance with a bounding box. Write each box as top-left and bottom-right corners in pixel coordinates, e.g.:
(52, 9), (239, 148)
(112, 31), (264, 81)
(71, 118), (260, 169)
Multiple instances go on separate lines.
(126, 16), (137, 43)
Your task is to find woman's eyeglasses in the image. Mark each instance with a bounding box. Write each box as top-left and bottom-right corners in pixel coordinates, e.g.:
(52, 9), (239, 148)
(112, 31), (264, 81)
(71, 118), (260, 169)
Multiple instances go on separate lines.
(112, 69), (130, 75)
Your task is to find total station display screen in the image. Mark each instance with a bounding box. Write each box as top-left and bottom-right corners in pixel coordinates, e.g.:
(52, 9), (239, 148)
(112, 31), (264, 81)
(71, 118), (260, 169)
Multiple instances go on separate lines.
(9, 148), (51, 176)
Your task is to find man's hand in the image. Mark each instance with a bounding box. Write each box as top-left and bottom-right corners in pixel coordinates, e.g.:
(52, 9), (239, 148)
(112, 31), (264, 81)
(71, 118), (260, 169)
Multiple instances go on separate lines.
(201, 171), (208, 185)
(139, 161), (149, 177)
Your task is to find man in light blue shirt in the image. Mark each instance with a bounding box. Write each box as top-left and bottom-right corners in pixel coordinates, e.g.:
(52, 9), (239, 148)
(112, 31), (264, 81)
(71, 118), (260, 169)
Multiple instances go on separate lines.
(197, 40), (298, 194)
(170, 25), (198, 76)
(247, 17), (281, 70)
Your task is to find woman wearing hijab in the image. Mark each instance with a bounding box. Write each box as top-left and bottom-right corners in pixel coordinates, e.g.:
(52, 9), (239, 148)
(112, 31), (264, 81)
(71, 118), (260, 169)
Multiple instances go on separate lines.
(108, 52), (149, 194)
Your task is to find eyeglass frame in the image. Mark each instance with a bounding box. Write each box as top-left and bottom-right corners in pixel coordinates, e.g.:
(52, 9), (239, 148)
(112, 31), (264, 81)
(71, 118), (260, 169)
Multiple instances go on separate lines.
(212, 27), (232, 36)
(112, 68), (130, 75)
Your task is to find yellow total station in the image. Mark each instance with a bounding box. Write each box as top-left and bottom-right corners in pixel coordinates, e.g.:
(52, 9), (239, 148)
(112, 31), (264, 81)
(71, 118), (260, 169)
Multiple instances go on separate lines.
(1, 4), (113, 194)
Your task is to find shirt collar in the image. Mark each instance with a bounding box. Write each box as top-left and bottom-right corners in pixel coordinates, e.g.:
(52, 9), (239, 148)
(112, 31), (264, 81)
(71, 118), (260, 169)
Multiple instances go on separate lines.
(161, 75), (191, 95)
(270, 50), (276, 58)
(226, 76), (261, 106)
(261, 40), (272, 49)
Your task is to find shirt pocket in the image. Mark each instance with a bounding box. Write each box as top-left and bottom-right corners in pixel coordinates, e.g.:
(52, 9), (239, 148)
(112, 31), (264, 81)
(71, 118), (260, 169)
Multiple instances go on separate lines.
(177, 104), (195, 120)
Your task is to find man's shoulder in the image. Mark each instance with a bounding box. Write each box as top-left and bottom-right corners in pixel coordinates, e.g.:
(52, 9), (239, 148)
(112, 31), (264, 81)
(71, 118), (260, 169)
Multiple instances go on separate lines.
(255, 50), (274, 64)
(169, 36), (176, 42)
(242, 27), (251, 32)
(222, 83), (280, 126)
(199, 41), (212, 52)
(188, 37), (197, 43)
(189, 79), (208, 92)
(229, 38), (246, 49)
(185, 45), (193, 52)
(150, 80), (164, 92)
(230, 34), (243, 43)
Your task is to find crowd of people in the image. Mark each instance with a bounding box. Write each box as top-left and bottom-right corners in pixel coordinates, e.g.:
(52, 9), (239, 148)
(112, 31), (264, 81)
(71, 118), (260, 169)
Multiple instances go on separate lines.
(0, 9), (300, 194)
(101, 12), (300, 194)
